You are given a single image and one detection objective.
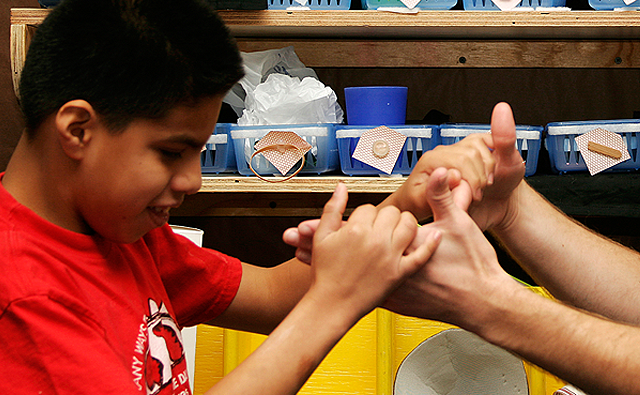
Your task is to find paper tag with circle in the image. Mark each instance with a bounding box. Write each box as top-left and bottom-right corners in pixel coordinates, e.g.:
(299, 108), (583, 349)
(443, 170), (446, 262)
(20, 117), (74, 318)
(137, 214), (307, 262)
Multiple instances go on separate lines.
(574, 128), (630, 176)
(352, 126), (407, 175)
(253, 131), (312, 177)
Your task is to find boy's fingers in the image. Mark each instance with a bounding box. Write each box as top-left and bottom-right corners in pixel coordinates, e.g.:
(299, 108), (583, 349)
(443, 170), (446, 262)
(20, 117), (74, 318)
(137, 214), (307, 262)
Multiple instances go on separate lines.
(401, 227), (442, 276)
(451, 179), (474, 212)
(298, 219), (321, 237)
(315, 183), (348, 241)
(389, 211), (419, 253)
(295, 249), (312, 265)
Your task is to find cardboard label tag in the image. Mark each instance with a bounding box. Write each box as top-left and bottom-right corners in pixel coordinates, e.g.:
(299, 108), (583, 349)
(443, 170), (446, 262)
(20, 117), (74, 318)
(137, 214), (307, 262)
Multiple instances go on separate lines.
(352, 126), (407, 175)
(254, 131), (312, 176)
(574, 128), (630, 175)
(491, 0), (523, 10)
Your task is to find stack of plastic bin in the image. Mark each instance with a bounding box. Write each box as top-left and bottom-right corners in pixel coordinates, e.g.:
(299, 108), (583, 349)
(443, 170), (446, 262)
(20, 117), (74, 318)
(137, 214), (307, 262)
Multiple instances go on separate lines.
(336, 124), (440, 176)
(545, 119), (640, 174)
(201, 123), (237, 174)
(462, 0), (565, 10)
(230, 123), (340, 177)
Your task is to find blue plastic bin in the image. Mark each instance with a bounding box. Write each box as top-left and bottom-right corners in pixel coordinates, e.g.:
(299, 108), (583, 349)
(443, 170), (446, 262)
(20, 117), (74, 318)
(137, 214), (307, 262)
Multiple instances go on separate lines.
(440, 123), (542, 177)
(268, 0), (351, 9)
(545, 119), (640, 174)
(462, 0), (565, 10)
(201, 123), (237, 174)
(336, 125), (440, 176)
(588, 0), (640, 9)
(362, 0), (457, 9)
(230, 123), (339, 177)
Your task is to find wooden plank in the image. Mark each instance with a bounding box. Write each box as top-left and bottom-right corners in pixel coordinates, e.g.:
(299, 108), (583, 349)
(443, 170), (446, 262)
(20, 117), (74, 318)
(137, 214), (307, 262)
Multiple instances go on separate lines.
(11, 9), (640, 40)
(238, 39), (640, 68)
(199, 176), (405, 193)
(10, 24), (36, 98)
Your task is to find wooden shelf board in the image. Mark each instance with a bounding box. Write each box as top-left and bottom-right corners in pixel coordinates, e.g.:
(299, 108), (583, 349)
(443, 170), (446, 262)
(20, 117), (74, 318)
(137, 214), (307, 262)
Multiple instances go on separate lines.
(11, 9), (640, 39)
(199, 176), (406, 193)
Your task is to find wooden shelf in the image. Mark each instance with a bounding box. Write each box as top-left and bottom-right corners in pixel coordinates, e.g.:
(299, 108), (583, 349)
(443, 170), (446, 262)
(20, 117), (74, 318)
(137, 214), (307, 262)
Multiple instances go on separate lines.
(199, 175), (405, 193)
(12, 9), (640, 73)
(11, 8), (640, 218)
(11, 9), (640, 39)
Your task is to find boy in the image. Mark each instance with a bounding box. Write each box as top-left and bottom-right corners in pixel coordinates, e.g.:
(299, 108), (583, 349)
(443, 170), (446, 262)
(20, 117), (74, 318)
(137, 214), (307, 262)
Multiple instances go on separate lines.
(0, 0), (452, 393)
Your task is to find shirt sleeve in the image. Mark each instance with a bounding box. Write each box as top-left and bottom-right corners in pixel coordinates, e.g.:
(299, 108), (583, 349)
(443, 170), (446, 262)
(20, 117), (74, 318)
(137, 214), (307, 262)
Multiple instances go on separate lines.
(0, 293), (140, 394)
(145, 225), (243, 328)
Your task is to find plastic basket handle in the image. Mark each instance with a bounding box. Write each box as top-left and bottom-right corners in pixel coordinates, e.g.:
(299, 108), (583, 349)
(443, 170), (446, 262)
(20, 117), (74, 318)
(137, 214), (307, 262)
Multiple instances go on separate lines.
(249, 143), (307, 183)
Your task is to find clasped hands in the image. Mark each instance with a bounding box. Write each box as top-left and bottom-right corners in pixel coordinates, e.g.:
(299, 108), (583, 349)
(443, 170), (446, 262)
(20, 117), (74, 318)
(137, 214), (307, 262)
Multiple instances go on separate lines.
(282, 102), (528, 325)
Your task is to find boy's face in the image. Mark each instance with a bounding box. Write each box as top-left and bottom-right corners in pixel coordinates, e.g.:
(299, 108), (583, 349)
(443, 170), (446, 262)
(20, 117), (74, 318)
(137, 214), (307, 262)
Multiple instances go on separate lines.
(76, 96), (223, 243)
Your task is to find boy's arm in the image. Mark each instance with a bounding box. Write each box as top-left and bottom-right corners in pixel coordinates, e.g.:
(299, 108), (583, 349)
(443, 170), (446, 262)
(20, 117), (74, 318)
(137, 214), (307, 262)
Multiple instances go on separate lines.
(207, 258), (311, 335)
(205, 184), (440, 395)
(399, 168), (640, 395)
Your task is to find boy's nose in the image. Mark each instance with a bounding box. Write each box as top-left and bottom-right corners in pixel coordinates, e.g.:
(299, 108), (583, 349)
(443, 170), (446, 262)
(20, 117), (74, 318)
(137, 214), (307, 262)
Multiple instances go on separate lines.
(172, 155), (202, 195)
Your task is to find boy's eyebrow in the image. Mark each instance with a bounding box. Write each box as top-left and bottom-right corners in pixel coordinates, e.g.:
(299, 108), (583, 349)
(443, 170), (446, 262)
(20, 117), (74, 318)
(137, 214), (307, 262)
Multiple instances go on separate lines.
(161, 134), (207, 149)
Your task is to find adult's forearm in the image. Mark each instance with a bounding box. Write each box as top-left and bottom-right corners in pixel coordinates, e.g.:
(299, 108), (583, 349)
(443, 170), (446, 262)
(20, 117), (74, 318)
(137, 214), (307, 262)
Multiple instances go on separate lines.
(477, 283), (640, 395)
(491, 181), (640, 325)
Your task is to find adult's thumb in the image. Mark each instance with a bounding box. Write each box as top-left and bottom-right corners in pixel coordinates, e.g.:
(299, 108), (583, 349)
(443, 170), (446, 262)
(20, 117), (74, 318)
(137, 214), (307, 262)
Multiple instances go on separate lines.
(425, 167), (457, 222)
(490, 102), (519, 160)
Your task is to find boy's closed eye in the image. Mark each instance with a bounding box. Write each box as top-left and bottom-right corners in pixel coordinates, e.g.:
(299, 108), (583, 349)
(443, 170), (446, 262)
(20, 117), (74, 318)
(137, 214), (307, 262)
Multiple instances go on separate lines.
(158, 148), (186, 160)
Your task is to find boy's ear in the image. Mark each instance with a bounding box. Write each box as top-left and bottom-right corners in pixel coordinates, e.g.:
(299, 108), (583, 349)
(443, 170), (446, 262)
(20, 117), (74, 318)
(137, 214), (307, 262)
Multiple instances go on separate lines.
(55, 100), (99, 160)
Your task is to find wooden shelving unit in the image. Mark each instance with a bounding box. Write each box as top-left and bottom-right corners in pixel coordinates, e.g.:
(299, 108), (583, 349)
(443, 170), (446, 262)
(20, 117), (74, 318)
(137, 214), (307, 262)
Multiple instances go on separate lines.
(10, 8), (640, 217)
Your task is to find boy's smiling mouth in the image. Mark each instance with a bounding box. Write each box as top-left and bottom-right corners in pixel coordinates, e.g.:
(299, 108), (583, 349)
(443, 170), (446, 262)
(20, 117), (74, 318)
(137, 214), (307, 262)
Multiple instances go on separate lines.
(147, 206), (172, 227)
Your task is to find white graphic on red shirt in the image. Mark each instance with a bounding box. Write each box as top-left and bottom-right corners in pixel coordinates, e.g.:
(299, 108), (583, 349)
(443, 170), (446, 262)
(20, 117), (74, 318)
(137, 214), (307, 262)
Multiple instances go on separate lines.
(132, 299), (191, 395)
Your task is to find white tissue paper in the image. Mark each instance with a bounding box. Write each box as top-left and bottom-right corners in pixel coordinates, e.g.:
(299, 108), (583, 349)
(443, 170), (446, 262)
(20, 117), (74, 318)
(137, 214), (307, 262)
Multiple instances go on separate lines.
(237, 73), (344, 126)
(224, 46), (343, 126)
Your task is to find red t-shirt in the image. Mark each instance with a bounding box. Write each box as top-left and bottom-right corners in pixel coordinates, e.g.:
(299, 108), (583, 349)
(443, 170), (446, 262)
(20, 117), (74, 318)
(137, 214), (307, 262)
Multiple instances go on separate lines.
(0, 174), (242, 394)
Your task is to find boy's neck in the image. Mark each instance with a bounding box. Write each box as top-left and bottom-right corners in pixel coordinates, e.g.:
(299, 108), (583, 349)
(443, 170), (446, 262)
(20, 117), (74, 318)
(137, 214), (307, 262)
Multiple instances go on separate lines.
(3, 130), (89, 234)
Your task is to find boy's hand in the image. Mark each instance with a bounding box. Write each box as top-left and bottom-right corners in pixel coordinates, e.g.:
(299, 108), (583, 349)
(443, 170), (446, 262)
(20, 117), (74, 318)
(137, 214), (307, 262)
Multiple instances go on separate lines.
(383, 167), (512, 325)
(308, 183), (441, 319)
(283, 218), (321, 264)
(379, 132), (496, 222)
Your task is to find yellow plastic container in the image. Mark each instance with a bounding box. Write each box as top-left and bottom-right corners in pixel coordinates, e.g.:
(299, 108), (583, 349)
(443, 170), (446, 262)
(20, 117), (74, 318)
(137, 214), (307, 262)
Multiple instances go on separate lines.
(193, 288), (565, 395)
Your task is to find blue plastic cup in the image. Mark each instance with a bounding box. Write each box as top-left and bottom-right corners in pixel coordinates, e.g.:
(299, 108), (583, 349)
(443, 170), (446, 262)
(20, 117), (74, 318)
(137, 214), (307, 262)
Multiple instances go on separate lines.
(344, 86), (408, 125)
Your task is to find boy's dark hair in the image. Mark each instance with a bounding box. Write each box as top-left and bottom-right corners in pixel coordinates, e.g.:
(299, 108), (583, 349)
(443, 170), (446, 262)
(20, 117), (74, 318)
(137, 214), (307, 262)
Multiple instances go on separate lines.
(19, 0), (245, 137)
